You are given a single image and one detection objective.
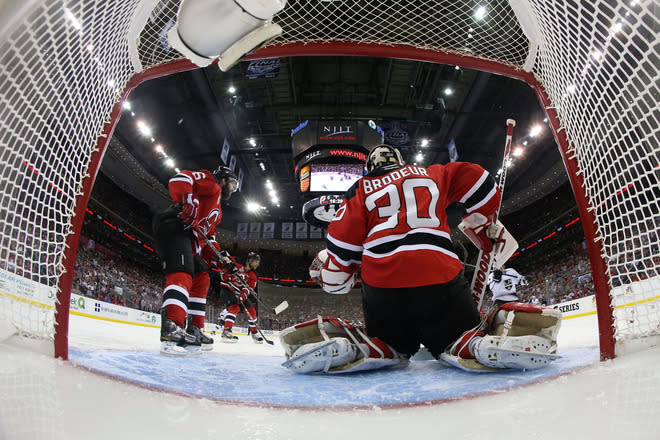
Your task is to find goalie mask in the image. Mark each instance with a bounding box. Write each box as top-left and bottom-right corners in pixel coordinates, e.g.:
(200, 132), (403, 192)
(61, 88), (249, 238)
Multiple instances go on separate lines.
(365, 145), (405, 173)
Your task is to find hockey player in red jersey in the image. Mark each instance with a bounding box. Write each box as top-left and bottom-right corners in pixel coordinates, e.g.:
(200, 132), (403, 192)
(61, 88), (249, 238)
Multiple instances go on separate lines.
(281, 145), (561, 373)
(153, 165), (239, 356)
(216, 252), (263, 343)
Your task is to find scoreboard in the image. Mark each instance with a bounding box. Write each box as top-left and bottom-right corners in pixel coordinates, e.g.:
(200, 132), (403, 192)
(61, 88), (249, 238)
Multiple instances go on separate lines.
(292, 120), (383, 227)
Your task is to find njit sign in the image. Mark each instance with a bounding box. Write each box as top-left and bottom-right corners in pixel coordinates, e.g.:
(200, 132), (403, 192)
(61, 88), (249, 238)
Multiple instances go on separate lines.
(318, 122), (356, 143)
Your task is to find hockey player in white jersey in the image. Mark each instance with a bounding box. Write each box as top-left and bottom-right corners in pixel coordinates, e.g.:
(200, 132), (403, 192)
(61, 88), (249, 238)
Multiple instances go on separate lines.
(488, 265), (530, 305)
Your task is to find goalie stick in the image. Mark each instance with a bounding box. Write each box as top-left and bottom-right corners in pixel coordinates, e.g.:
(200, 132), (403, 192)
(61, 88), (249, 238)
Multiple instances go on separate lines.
(467, 119), (516, 314)
(195, 228), (289, 315)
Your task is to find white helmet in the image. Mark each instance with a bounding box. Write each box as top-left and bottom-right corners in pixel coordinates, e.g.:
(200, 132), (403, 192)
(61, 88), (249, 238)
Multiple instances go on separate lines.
(365, 145), (405, 173)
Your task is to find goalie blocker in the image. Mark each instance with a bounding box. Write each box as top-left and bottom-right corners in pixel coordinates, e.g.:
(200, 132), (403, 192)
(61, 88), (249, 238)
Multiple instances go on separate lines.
(281, 303), (561, 374)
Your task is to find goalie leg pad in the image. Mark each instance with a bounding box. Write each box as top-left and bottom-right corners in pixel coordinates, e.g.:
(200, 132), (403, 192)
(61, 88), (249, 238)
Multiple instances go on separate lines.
(280, 317), (408, 373)
(487, 302), (562, 346)
(282, 338), (359, 373)
(473, 335), (560, 370)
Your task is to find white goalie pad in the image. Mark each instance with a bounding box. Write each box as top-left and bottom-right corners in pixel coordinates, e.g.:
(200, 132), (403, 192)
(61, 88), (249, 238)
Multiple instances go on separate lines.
(487, 302), (562, 345)
(442, 302), (562, 372)
(280, 317), (407, 374)
(473, 335), (560, 370)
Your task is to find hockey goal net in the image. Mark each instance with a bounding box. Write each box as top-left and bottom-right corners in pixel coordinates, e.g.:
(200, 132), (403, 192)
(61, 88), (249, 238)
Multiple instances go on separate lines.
(0, 0), (657, 361)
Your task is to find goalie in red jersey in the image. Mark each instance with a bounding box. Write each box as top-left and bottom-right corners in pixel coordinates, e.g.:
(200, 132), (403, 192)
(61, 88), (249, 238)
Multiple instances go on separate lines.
(153, 165), (239, 356)
(281, 145), (561, 373)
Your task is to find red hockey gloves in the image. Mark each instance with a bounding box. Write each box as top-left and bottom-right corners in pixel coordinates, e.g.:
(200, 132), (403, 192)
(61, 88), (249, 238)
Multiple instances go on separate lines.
(236, 287), (249, 303)
(178, 193), (199, 229)
(201, 241), (224, 268)
(224, 261), (238, 275)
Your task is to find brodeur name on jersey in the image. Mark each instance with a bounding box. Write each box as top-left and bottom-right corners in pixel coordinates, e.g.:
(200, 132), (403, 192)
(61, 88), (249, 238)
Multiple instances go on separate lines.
(327, 162), (501, 288)
(168, 169), (223, 253)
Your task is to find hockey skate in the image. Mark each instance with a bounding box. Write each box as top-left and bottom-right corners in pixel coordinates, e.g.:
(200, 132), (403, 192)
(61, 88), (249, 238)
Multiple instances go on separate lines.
(186, 323), (214, 351)
(221, 328), (239, 343)
(160, 311), (202, 357)
(251, 331), (264, 344)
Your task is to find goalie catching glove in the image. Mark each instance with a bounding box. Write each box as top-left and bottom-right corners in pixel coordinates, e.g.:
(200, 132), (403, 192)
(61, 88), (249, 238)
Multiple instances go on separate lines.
(309, 249), (357, 294)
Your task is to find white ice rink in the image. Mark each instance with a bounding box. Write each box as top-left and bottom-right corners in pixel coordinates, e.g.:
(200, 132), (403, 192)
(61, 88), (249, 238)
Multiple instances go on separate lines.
(1, 310), (659, 440)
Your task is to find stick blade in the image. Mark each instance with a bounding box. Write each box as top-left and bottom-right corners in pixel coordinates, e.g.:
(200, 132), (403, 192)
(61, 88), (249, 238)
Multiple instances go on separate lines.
(273, 300), (288, 315)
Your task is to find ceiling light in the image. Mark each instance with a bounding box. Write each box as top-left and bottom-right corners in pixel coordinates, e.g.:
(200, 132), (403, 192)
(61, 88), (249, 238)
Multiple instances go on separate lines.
(265, 180), (273, 190)
(228, 86), (236, 94)
(529, 125), (542, 137)
(136, 120), (152, 137)
(259, 162), (266, 171)
(249, 138), (257, 147)
(165, 158), (175, 168)
(64, 8), (82, 30)
(513, 147), (524, 157)
(155, 144), (163, 153)
(122, 101), (131, 111)
(246, 201), (261, 212)
(421, 139), (429, 147)
(444, 87), (453, 96)
(415, 152), (424, 162)
(474, 5), (487, 21)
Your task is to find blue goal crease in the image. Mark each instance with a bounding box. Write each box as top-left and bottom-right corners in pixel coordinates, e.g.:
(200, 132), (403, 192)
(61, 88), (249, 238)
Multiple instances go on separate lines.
(68, 347), (599, 408)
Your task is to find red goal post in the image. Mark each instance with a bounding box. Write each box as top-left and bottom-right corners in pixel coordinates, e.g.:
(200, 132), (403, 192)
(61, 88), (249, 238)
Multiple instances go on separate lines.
(0, 0), (657, 362)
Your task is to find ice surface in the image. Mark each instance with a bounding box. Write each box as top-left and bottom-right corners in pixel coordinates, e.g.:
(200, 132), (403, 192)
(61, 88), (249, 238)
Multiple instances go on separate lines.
(1, 311), (659, 440)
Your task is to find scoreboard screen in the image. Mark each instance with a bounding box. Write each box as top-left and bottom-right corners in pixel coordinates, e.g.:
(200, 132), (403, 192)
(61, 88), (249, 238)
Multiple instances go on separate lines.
(309, 163), (364, 192)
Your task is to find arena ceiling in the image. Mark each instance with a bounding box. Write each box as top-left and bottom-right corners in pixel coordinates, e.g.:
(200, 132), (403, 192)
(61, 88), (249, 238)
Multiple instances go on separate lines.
(104, 55), (569, 227)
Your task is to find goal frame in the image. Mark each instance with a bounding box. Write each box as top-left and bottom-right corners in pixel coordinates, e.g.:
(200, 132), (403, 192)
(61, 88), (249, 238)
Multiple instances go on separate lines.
(53, 42), (615, 360)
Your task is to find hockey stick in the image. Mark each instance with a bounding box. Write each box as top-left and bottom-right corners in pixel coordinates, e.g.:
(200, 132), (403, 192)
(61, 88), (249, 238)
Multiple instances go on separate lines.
(238, 301), (274, 345)
(468, 119), (516, 314)
(194, 228), (289, 315)
(233, 274), (289, 315)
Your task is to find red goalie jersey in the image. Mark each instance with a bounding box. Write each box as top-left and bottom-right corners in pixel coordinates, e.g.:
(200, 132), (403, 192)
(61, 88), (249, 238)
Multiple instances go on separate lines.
(326, 162), (501, 288)
(168, 169), (223, 253)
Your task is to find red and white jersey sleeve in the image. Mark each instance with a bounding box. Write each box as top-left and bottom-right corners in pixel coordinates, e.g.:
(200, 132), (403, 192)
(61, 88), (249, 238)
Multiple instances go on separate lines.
(327, 163), (500, 288)
(168, 169), (223, 253)
(241, 269), (258, 290)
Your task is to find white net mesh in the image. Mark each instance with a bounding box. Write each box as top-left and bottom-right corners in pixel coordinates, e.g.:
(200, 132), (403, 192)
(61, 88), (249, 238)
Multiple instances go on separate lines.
(0, 0), (657, 357)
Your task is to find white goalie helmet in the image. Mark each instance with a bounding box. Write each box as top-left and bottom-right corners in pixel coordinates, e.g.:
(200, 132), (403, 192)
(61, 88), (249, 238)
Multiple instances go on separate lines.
(365, 145), (405, 173)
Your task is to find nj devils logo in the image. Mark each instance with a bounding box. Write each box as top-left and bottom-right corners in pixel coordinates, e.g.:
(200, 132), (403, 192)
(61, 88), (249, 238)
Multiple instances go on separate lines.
(197, 209), (220, 236)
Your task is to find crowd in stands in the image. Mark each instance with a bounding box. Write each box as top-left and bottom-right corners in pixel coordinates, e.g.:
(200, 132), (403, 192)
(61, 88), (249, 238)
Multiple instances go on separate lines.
(72, 238), (162, 312)
(53, 177), (654, 331)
